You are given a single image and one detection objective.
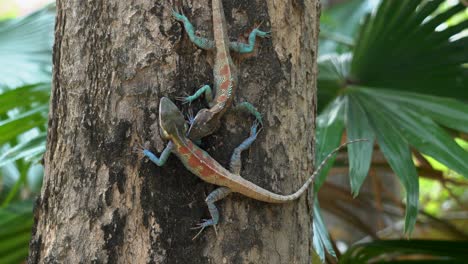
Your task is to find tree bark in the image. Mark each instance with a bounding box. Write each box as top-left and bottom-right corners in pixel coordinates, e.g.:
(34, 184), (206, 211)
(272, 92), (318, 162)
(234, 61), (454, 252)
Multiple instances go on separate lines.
(29, 0), (320, 263)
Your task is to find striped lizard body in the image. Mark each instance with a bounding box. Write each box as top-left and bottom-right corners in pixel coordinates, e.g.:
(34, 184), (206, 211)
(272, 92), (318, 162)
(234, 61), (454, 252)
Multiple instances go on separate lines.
(141, 97), (367, 238)
(172, 0), (269, 140)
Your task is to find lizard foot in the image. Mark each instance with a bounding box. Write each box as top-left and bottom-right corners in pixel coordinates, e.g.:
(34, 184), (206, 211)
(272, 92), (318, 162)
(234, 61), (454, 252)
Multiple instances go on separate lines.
(191, 219), (217, 240)
(132, 142), (146, 158)
(185, 108), (195, 126)
(251, 120), (263, 136)
(171, 9), (186, 22)
(254, 21), (271, 38)
(175, 96), (193, 105)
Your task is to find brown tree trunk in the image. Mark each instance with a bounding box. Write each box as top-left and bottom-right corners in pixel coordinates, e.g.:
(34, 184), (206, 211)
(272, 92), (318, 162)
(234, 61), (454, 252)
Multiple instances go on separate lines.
(28, 0), (320, 263)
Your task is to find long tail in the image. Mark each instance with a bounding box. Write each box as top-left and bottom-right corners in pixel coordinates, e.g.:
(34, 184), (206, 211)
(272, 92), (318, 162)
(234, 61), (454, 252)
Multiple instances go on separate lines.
(211, 0), (230, 52)
(283, 139), (368, 200)
(239, 139), (369, 203)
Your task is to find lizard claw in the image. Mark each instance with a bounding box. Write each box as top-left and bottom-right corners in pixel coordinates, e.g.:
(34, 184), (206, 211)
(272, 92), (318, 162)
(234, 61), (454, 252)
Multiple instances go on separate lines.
(186, 108), (195, 126)
(132, 142), (146, 157)
(175, 96), (192, 105)
(251, 120), (263, 137)
(171, 8), (185, 21)
(191, 219), (216, 240)
(254, 21), (271, 38)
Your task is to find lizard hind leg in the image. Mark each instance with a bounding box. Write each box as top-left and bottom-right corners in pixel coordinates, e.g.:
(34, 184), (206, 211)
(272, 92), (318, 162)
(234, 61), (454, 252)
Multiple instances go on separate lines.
(233, 101), (263, 127)
(192, 187), (232, 240)
(229, 121), (260, 175)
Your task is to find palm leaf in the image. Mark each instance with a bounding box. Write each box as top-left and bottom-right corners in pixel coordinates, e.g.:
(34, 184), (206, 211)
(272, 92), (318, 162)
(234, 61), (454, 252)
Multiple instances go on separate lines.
(319, 0), (380, 54)
(350, 1), (468, 99)
(315, 97), (345, 191)
(313, 198), (337, 263)
(315, 1), (468, 241)
(0, 200), (33, 264)
(0, 5), (54, 88)
(0, 133), (46, 167)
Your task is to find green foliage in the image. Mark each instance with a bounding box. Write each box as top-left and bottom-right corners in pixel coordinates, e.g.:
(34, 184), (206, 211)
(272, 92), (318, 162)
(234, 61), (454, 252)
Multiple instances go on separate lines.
(319, 0), (380, 54)
(313, 198), (337, 261)
(0, 83), (49, 167)
(0, 200), (34, 264)
(340, 240), (468, 264)
(314, 0), (468, 262)
(0, 5), (54, 88)
(0, 5), (54, 263)
(350, 1), (468, 99)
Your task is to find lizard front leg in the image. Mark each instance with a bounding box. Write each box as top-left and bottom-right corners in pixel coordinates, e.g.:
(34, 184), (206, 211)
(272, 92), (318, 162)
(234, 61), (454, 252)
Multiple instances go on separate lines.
(192, 187), (232, 240)
(142, 141), (174, 166)
(172, 11), (269, 54)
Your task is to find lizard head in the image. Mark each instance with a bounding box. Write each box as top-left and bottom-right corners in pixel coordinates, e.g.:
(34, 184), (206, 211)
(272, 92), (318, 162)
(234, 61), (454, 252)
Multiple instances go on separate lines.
(159, 97), (187, 140)
(187, 108), (220, 140)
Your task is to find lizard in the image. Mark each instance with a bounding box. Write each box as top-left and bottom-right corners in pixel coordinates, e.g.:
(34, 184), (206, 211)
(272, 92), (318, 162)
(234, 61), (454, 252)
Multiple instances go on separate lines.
(138, 97), (367, 239)
(172, 0), (269, 140)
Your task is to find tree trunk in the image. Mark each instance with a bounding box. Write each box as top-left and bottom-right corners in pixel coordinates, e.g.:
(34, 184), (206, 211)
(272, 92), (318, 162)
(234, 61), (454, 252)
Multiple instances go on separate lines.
(29, 0), (320, 263)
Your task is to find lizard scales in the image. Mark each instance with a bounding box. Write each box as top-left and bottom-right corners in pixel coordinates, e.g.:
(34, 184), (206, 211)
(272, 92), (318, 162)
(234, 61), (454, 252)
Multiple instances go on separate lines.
(172, 0), (268, 140)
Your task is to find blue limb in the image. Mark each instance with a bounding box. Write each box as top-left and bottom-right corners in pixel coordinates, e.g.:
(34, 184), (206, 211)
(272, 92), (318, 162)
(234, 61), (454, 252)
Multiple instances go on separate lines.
(192, 187), (232, 240)
(177, 84), (213, 105)
(229, 28), (271, 54)
(143, 141), (174, 166)
(229, 122), (259, 175)
(172, 10), (215, 50)
(172, 10), (270, 54)
(233, 102), (263, 125)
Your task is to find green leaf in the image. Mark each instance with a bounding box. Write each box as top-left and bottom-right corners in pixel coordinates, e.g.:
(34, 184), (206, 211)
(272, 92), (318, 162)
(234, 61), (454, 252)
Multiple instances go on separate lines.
(0, 83), (50, 115)
(354, 88), (468, 177)
(320, 0), (380, 54)
(0, 5), (55, 88)
(353, 93), (419, 234)
(317, 54), (351, 111)
(313, 198), (336, 263)
(0, 133), (46, 167)
(346, 94), (374, 196)
(0, 200), (33, 264)
(350, 0), (468, 99)
(359, 88), (468, 133)
(315, 97), (345, 190)
(380, 101), (467, 177)
(0, 105), (48, 145)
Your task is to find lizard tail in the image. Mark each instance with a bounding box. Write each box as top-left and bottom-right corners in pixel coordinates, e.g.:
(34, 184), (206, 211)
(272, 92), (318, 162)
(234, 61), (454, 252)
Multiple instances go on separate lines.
(279, 139), (368, 201)
(236, 139), (368, 203)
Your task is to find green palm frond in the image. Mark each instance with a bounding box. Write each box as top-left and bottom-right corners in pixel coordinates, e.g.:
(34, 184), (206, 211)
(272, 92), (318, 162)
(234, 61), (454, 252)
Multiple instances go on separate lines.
(317, 0), (468, 233)
(351, 1), (468, 99)
(0, 83), (50, 166)
(0, 200), (33, 264)
(0, 5), (54, 88)
(314, 1), (468, 261)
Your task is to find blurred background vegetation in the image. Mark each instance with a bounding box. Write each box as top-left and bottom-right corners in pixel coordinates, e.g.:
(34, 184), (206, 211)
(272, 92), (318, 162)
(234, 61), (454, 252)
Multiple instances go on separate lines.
(0, 0), (466, 263)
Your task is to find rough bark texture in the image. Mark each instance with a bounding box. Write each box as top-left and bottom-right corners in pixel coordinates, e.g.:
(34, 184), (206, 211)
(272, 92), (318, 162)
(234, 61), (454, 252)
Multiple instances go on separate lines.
(29, 0), (320, 263)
